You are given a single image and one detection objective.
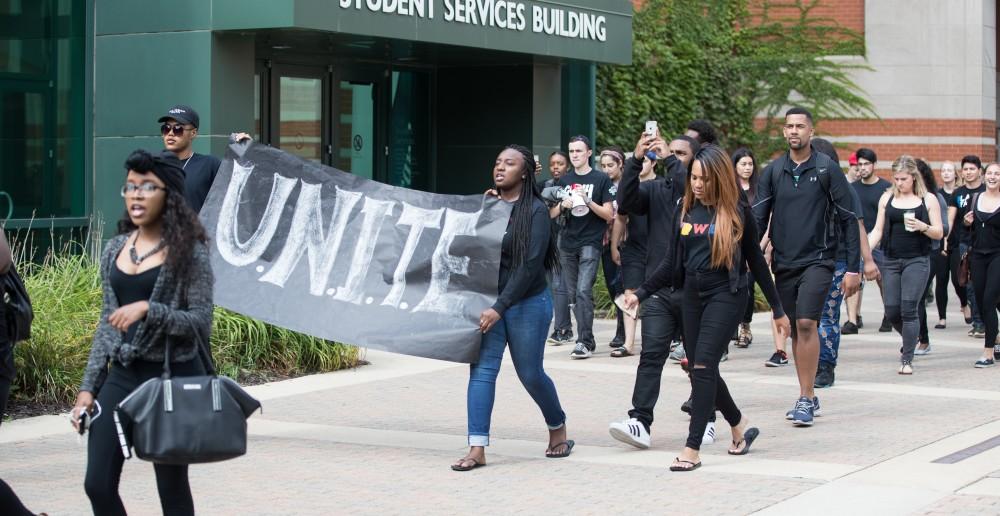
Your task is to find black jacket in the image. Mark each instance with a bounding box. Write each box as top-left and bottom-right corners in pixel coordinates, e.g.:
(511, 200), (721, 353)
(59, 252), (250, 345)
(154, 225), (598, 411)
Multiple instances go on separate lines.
(618, 155), (687, 293)
(635, 201), (785, 319)
(752, 150), (860, 273)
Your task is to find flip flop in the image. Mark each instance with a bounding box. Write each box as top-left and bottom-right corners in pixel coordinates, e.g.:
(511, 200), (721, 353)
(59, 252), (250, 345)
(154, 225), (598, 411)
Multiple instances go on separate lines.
(545, 440), (575, 458)
(669, 457), (702, 472)
(728, 427), (760, 456)
(610, 347), (633, 358)
(450, 457), (486, 471)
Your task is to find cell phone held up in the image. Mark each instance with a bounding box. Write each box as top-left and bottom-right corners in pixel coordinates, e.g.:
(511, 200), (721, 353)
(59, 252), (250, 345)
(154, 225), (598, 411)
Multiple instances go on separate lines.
(644, 121), (659, 161)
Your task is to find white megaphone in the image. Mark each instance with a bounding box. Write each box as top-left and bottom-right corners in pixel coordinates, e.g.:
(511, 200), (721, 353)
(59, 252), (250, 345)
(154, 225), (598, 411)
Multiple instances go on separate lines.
(570, 194), (590, 217)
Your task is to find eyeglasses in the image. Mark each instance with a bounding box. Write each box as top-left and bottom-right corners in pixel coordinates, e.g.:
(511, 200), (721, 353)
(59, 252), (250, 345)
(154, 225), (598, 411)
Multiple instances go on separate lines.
(160, 123), (190, 136)
(120, 183), (167, 197)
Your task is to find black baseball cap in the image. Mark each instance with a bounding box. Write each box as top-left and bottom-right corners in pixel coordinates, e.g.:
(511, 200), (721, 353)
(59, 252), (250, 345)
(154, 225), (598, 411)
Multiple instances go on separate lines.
(157, 105), (199, 128)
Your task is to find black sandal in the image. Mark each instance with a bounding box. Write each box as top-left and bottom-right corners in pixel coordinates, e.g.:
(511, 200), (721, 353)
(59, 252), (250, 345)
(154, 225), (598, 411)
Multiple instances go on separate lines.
(728, 427), (760, 456)
(450, 457), (486, 471)
(545, 440), (575, 458)
(669, 457), (702, 472)
(610, 347), (633, 358)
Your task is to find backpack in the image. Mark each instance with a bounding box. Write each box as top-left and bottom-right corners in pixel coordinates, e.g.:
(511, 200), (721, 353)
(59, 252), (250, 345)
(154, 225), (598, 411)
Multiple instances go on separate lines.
(2, 267), (33, 343)
(769, 152), (839, 240)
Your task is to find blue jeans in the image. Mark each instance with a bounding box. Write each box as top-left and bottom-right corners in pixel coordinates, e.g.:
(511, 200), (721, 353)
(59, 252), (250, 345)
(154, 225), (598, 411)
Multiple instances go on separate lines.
(560, 245), (602, 346)
(961, 243), (984, 326)
(818, 261), (847, 367)
(467, 291), (566, 446)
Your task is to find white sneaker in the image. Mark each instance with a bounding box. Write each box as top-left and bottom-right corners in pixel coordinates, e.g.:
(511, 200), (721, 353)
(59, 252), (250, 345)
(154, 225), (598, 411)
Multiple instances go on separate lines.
(608, 417), (651, 449)
(702, 421), (716, 445)
(569, 342), (592, 359)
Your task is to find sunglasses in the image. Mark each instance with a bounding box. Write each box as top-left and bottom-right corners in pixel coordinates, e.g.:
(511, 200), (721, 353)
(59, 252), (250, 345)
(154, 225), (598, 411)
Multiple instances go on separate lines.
(121, 183), (167, 197)
(160, 123), (191, 136)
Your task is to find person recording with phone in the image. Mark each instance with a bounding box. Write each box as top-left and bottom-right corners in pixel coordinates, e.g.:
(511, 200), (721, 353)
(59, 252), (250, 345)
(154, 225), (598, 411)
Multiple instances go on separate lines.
(623, 144), (790, 471)
(72, 149), (214, 515)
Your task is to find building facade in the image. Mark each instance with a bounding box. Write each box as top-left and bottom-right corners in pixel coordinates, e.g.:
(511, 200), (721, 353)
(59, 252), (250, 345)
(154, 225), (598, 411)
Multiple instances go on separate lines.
(1, 0), (632, 238)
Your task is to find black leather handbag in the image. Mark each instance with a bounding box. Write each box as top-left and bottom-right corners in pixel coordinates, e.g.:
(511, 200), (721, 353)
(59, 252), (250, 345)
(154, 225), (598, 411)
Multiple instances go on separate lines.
(2, 267), (33, 342)
(114, 326), (261, 465)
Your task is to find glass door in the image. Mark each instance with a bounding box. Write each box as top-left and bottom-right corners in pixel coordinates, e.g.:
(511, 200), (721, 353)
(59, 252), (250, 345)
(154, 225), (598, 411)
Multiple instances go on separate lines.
(333, 79), (376, 179)
(270, 65), (327, 163)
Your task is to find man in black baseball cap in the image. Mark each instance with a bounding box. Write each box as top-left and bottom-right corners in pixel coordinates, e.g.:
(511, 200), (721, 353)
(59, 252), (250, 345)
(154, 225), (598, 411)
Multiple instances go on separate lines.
(157, 104), (220, 213)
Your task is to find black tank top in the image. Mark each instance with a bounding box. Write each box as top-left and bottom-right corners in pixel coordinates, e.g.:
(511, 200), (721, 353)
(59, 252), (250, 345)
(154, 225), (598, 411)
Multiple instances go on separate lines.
(884, 195), (930, 259)
(973, 195), (1000, 254)
(110, 263), (161, 343)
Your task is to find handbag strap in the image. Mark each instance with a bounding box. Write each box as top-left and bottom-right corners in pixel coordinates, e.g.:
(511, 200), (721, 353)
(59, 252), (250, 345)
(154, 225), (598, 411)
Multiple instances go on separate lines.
(160, 318), (217, 378)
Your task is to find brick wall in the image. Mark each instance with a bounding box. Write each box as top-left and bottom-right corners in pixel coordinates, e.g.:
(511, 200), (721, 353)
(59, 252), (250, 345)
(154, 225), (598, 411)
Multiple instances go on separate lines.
(633, 0), (865, 36)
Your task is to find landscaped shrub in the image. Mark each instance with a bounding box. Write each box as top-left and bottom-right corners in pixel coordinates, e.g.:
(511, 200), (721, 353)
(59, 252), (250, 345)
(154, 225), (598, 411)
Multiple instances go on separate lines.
(9, 244), (361, 409)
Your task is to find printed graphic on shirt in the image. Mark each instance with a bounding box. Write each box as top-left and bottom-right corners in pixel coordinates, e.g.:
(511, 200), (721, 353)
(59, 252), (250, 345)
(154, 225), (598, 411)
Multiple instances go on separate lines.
(559, 183), (596, 199)
(957, 193), (971, 208)
(681, 222), (715, 236)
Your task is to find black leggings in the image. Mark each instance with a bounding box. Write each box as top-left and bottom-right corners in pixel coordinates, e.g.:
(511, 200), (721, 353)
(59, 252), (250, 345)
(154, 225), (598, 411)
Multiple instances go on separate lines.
(0, 479), (34, 516)
(918, 267), (935, 344)
(742, 271), (755, 324)
(85, 359), (204, 516)
(0, 341), (13, 428)
(947, 248), (969, 308)
(930, 250), (949, 319)
(682, 273), (744, 451)
(971, 251), (1000, 349)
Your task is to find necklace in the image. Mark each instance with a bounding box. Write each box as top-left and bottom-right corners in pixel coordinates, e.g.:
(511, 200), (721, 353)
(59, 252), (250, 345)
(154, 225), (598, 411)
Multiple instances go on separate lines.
(129, 232), (165, 265)
(182, 156), (192, 169)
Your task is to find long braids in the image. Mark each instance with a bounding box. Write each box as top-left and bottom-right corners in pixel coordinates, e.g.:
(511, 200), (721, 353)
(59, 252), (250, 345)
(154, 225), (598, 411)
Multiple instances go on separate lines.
(503, 144), (560, 271)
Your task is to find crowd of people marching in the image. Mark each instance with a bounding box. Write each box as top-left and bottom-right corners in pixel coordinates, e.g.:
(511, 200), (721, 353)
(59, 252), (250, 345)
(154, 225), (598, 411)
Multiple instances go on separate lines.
(3, 103), (999, 514)
(456, 106), (1000, 474)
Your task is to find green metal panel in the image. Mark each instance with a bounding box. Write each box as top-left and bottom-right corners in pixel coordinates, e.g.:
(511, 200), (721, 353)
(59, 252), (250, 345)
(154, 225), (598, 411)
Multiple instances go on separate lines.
(93, 136), (165, 231)
(96, 0), (212, 35)
(94, 31), (214, 137)
(212, 0), (633, 64)
(561, 61), (595, 150)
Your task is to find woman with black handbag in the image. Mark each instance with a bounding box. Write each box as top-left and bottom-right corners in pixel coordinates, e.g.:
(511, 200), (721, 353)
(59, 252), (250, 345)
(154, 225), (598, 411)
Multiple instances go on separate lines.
(0, 229), (12, 426)
(71, 149), (213, 515)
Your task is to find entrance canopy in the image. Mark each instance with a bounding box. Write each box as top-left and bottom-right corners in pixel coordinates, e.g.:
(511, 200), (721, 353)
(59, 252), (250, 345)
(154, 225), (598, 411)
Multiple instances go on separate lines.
(211, 0), (633, 65)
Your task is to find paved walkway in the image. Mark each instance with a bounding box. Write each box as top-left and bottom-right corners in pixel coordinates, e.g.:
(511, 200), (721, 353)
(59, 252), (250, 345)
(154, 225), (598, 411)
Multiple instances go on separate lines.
(4, 289), (1000, 515)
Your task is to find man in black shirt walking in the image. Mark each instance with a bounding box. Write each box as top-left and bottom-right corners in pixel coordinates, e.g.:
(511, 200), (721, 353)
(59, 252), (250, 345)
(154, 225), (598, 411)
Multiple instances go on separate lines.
(948, 155), (987, 338)
(158, 105), (221, 213)
(844, 148), (892, 334)
(550, 136), (615, 359)
(753, 107), (860, 427)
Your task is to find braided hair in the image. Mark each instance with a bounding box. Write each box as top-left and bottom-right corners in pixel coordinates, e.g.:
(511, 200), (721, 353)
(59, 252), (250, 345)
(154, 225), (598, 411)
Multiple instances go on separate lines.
(503, 144), (560, 271)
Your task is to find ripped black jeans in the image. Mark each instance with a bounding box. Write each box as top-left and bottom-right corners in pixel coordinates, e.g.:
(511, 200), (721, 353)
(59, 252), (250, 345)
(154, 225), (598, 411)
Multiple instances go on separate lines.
(682, 271), (745, 450)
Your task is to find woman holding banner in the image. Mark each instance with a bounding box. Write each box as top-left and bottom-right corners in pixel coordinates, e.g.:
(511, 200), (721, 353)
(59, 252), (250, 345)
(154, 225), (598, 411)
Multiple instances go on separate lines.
(452, 145), (572, 471)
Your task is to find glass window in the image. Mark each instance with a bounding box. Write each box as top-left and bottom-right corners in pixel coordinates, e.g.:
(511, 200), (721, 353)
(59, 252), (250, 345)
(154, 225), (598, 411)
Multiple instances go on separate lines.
(335, 81), (374, 179)
(0, 0), (86, 220)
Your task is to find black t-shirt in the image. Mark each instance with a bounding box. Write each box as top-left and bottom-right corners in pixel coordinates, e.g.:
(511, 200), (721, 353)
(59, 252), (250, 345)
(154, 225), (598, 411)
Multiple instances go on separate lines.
(555, 169), (614, 250)
(836, 186), (865, 264)
(852, 178), (891, 233)
(884, 196), (931, 259)
(949, 184), (986, 246)
(973, 197), (1000, 254)
(681, 202), (718, 273)
(181, 153), (221, 214)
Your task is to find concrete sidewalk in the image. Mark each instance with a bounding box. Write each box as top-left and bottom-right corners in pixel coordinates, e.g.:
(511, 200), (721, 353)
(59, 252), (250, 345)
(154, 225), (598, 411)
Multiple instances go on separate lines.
(3, 290), (1000, 515)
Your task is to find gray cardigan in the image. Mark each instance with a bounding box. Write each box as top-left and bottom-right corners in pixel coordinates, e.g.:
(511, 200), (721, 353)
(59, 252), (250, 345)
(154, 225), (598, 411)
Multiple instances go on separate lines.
(80, 234), (214, 393)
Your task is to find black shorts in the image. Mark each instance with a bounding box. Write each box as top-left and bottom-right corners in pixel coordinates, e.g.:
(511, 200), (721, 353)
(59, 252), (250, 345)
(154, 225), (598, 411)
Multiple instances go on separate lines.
(620, 247), (646, 290)
(774, 261), (835, 328)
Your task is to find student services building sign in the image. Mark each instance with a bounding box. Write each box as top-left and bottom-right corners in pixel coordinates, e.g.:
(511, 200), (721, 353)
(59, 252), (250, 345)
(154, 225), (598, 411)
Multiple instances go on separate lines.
(213, 0), (633, 64)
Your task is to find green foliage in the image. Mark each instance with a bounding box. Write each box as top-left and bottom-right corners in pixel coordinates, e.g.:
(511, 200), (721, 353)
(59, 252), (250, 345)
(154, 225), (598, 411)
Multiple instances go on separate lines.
(10, 246), (361, 408)
(598, 0), (875, 158)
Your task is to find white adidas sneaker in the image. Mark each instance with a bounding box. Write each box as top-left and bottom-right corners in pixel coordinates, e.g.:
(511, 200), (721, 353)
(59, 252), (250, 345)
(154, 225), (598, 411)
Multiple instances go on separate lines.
(608, 417), (651, 449)
(702, 421), (716, 445)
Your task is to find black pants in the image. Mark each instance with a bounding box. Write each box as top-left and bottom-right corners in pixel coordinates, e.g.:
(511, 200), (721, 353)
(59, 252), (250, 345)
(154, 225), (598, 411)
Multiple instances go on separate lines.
(0, 479), (33, 516)
(0, 341), (14, 428)
(971, 251), (1000, 349)
(602, 243), (626, 340)
(85, 359), (205, 516)
(682, 273), (744, 451)
(930, 250), (950, 320)
(628, 290), (683, 430)
(742, 271), (756, 324)
(947, 247), (969, 307)
(918, 266), (935, 344)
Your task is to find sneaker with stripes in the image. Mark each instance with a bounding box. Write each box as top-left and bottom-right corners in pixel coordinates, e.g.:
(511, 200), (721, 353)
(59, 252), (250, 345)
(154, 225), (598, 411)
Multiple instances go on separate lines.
(608, 417), (651, 449)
